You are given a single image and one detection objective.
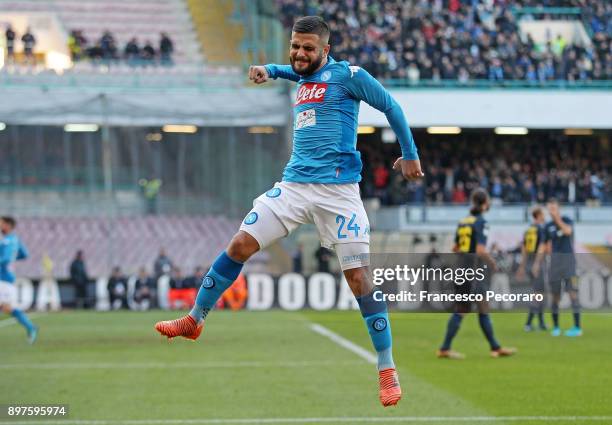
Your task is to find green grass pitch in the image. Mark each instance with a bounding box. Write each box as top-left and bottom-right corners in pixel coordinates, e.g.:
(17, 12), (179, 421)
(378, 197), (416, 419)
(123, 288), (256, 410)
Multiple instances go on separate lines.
(1, 310), (611, 424)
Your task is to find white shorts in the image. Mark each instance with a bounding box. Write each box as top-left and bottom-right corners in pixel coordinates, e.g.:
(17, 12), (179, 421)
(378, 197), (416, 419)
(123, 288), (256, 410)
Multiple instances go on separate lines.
(0, 281), (16, 308)
(240, 181), (370, 270)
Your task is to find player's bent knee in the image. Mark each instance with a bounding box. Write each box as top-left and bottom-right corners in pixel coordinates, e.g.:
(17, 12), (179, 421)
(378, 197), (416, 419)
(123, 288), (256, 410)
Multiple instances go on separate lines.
(343, 266), (373, 297)
(227, 231), (260, 263)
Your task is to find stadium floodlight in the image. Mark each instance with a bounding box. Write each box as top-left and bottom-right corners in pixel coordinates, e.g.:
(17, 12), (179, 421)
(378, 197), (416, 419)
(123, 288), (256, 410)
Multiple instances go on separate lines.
(64, 124), (99, 132)
(564, 128), (593, 136)
(427, 126), (462, 134)
(0, 122), (6, 131)
(357, 126), (376, 134)
(162, 124), (198, 133)
(494, 127), (528, 135)
(248, 126), (276, 134)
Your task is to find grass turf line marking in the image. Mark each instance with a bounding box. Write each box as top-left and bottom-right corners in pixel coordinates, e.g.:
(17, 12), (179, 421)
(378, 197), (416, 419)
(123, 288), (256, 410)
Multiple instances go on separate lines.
(0, 360), (363, 370)
(309, 323), (377, 364)
(2, 416), (612, 424)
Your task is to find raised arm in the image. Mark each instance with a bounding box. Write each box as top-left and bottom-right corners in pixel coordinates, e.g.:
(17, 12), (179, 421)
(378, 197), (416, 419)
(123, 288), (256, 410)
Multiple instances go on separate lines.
(248, 64), (300, 84)
(344, 66), (423, 180)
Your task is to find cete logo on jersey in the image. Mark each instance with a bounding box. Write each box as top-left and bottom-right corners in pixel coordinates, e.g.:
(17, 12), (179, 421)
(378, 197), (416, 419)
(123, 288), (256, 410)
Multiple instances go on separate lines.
(295, 83), (328, 106)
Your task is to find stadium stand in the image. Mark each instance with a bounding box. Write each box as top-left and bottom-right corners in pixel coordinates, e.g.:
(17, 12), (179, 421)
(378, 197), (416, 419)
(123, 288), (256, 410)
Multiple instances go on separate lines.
(359, 135), (611, 205)
(0, 0), (203, 71)
(13, 216), (240, 279)
(275, 0), (612, 82)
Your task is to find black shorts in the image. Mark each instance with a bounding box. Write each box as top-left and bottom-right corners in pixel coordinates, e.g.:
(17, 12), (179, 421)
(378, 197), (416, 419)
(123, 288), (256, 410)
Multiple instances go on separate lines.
(550, 276), (578, 296)
(529, 270), (545, 292)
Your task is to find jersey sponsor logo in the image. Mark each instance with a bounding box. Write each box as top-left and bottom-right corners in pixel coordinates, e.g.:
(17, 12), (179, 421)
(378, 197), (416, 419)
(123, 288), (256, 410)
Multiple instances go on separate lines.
(295, 83), (328, 106)
(295, 108), (316, 130)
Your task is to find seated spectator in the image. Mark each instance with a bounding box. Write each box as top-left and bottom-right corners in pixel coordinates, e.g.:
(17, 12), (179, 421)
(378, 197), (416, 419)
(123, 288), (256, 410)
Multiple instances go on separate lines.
(451, 182), (467, 204)
(159, 32), (174, 65)
(141, 40), (156, 65)
(100, 30), (118, 61)
(108, 266), (128, 310)
(124, 37), (140, 66)
(183, 266), (205, 289)
(21, 27), (36, 65)
(5, 24), (16, 62)
(168, 267), (196, 309)
(133, 267), (154, 311)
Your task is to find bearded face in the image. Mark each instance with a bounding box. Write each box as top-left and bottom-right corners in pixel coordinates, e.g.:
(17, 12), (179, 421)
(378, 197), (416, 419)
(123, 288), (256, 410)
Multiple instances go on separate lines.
(289, 32), (328, 76)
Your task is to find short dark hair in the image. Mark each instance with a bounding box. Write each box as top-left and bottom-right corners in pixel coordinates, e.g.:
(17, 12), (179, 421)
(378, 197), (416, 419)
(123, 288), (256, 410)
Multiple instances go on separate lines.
(1, 216), (16, 229)
(470, 188), (490, 214)
(292, 16), (330, 43)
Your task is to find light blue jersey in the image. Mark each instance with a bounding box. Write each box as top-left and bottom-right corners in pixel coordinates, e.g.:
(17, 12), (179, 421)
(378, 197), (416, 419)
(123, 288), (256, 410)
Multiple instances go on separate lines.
(0, 233), (29, 283)
(265, 57), (418, 184)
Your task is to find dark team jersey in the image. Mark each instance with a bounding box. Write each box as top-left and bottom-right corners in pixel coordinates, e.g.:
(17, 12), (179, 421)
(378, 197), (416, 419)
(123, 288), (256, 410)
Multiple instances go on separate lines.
(455, 213), (488, 254)
(522, 223), (545, 267)
(545, 216), (576, 279)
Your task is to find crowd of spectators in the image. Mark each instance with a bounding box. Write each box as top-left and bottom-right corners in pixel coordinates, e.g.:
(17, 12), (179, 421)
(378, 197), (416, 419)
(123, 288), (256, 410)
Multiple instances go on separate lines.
(69, 248), (206, 310)
(3, 24), (174, 67)
(68, 30), (174, 66)
(359, 135), (611, 205)
(275, 0), (612, 83)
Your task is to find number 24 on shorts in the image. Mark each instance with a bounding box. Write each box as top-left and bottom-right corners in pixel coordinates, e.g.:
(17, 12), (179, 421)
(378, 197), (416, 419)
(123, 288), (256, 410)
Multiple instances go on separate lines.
(336, 213), (368, 239)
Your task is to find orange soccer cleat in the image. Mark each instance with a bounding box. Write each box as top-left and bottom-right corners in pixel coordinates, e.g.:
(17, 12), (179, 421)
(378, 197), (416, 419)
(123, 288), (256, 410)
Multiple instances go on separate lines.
(436, 349), (466, 360)
(378, 368), (402, 407)
(490, 347), (517, 358)
(155, 315), (203, 340)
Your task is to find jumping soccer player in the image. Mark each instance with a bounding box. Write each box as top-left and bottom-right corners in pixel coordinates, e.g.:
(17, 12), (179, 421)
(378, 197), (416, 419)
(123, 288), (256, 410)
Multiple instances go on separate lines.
(155, 16), (423, 407)
(437, 189), (516, 359)
(0, 216), (38, 343)
(516, 206), (547, 331)
(533, 199), (581, 337)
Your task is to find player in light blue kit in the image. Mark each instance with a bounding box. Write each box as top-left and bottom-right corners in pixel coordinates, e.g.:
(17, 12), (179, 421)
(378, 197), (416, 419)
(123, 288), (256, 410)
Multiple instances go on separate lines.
(0, 216), (38, 344)
(155, 16), (423, 407)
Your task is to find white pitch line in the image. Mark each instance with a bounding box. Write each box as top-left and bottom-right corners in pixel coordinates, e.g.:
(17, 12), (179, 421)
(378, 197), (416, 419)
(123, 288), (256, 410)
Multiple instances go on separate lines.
(309, 323), (377, 364)
(0, 360), (363, 370)
(2, 416), (612, 424)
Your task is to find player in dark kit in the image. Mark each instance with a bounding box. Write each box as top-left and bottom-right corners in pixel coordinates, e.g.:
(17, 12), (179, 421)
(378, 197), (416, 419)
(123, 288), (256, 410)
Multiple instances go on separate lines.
(516, 206), (547, 331)
(533, 199), (581, 337)
(437, 189), (517, 359)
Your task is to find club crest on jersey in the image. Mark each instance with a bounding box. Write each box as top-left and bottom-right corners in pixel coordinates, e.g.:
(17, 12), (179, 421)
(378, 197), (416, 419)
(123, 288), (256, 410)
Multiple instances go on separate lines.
(321, 70), (332, 81)
(295, 83), (328, 106)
